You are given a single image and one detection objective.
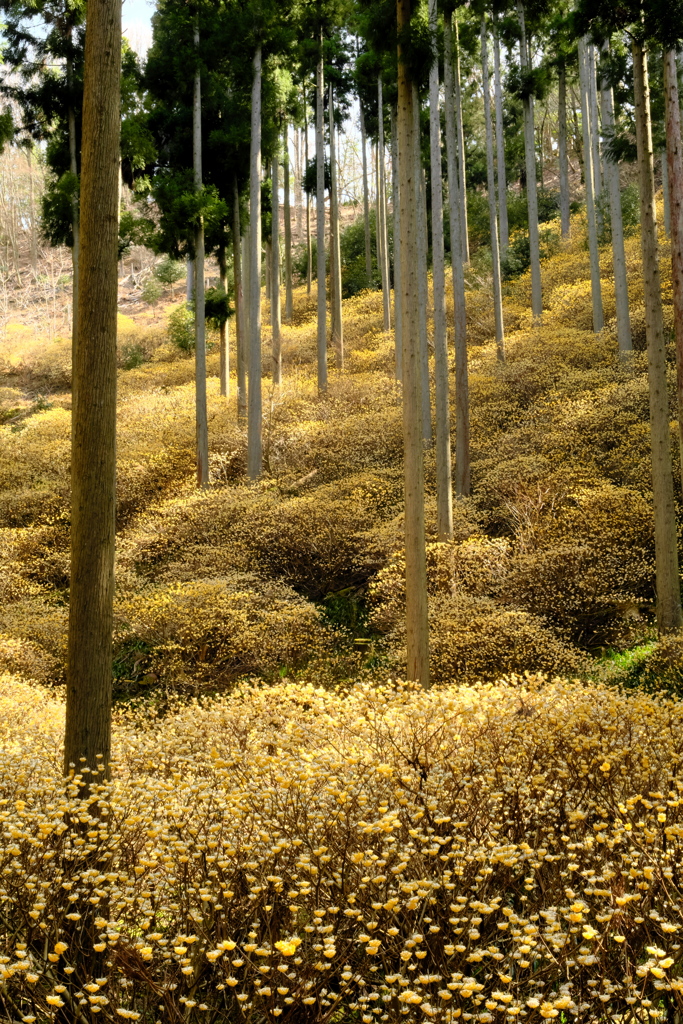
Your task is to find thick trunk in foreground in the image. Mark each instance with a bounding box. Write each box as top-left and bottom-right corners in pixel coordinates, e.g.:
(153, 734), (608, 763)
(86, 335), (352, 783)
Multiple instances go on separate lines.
(397, 0), (430, 688)
(481, 16), (505, 361)
(444, 14), (470, 496)
(378, 76), (391, 331)
(518, 1), (542, 316)
(233, 177), (247, 423)
(430, 0), (453, 540)
(578, 36), (604, 333)
(64, 0), (121, 777)
(271, 153), (282, 384)
(633, 39), (682, 633)
(492, 13), (508, 254)
(283, 123), (293, 323)
(315, 46), (328, 392)
(664, 47), (683, 475)
(558, 66), (571, 237)
(360, 101), (373, 285)
(247, 44), (263, 479)
(329, 84), (343, 368)
(192, 16), (209, 487)
(600, 46), (631, 355)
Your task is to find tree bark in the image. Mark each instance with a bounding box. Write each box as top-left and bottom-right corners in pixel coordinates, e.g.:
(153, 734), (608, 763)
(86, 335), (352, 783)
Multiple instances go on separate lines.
(193, 15), (209, 488)
(558, 65), (571, 237)
(391, 104), (402, 380)
(271, 153), (282, 384)
(453, 17), (469, 263)
(444, 13), (470, 496)
(218, 244), (229, 397)
(517, 1), (542, 316)
(360, 99), (373, 285)
(430, 0), (453, 541)
(578, 36), (603, 333)
(587, 43), (602, 198)
(329, 83), (343, 368)
(662, 149), (671, 236)
(600, 46), (631, 355)
(492, 12), (509, 254)
(481, 16), (505, 362)
(186, 256), (194, 301)
(416, 111), (432, 443)
(248, 44), (263, 479)
(316, 42), (328, 392)
(633, 39), (682, 633)
(233, 176), (247, 423)
(64, 0), (121, 777)
(283, 122), (293, 322)
(397, 0), (430, 687)
(378, 76), (391, 331)
(664, 47), (683, 475)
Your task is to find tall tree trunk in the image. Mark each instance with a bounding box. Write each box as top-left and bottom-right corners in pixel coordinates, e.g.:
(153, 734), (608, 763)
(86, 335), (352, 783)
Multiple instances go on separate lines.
(397, 0), (430, 688)
(360, 100), (373, 285)
(662, 150), (671, 236)
(492, 12), (509, 254)
(391, 104), (402, 380)
(186, 256), (194, 301)
(453, 17), (469, 263)
(316, 42), (328, 392)
(283, 122), (293, 322)
(444, 14), (470, 496)
(430, 0), (453, 541)
(304, 82), (312, 296)
(481, 16), (505, 362)
(294, 127), (303, 240)
(234, 177), (247, 423)
(27, 148), (37, 278)
(248, 44), (263, 479)
(64, 0), (121, 776)
(664, 47), (683, 475)
(218, 244), (229, 397)
(67, 49), (79, 347)
(271, 152), (282, 384)
(578, 36), (604, 333)
(193, 16), (209, 487)
(587, 43), (602, 197)
(415, 110), (432, 443)
(558, 68), (571, 238)
(329, 83), (343, 368)
(265, 237), (271, 300)
(378, 76), (391, 330)
(633, 39), (682, 633)
(517, 1), (542, 316)
(600, 47), (631, 355)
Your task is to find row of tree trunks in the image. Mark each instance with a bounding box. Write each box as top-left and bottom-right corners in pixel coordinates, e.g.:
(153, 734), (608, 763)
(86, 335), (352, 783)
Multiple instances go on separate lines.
(481, 15), (505, 363)
(329, 84), (343, 369)
(517, 1), (542, 317)
(578, 35), (604, 334)
(600, 44), (631, 355)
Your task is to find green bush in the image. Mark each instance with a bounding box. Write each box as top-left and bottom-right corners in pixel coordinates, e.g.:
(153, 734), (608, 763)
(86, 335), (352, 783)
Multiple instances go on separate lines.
(167, 303), (195, 354)
(141, 277), (163, 305)
(501, 226), (560, 280)
(154, 254), (184, 286)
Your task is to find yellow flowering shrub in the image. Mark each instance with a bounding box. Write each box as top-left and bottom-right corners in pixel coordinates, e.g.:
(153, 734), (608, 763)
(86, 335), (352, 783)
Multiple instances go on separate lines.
(0, 675), (681, 1021)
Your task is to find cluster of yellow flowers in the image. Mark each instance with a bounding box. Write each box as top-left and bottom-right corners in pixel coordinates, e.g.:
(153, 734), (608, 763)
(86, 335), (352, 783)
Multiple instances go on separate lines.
(0, 673), (681, 1021)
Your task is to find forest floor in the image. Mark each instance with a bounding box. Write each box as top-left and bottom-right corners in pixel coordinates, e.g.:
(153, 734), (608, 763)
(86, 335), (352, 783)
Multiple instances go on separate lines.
(2, 215), (683, 1022)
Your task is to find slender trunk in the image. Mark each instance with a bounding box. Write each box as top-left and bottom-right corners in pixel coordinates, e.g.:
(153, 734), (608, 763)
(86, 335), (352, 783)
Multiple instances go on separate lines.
(375, 144), (383, 290)
(664, 48), (683, 474)
(27, 148), (37, 278)
(67, 50), (79, 347)
(558, 66), (571, 237)
(295, 126), (303, 240)
(283, 122), (293, 322)
(248, 44), (263, 479)
(662, 149), (671, 236)
(219, 245), (229, 397)
(588, 43), (602, 197)
(517, 1), (542, 316)
(481, 16), (505, 361)
(186, 257), (194, 301)
(633, 39), (682, 633)
(391, 104), (402, 380)
(304, 82), (312, 296)
(492, 13), (509, 253)
(316, 43), (328, 392)
(64, 0), (121, 776)
(271, 153), (282, 384)
(193, 16), (209, 488)
(430, 0), (453, 541)
(360, 100), (373, 284)
(378, 76), (391, 330)
(265, 237), (271, 300)
(600, 46), (631, 355)
(415, 106), (432, 443)
(578, 36), (604, 333)
(233, 177), (247, 423)
(329, 83), (343, 368)
(397, 0), (430, 688)
(444, 14), (470, 496)
(453, 17), (469, 263)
